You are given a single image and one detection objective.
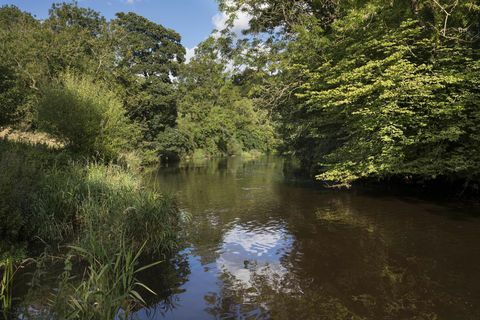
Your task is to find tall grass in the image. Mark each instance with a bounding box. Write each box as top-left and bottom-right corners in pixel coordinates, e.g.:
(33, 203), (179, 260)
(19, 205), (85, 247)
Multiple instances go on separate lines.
(49, 240), (160, 320)
(0, 258), (13, 314)
(30, 162), (181, 255)
(0, 139), (181, 255)
(0, 139), (183, 317)
(0, 258), (31, 319)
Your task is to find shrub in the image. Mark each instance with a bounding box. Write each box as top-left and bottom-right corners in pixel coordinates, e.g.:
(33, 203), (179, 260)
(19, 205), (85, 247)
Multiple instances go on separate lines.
(38, 72), (140, 159)
(0, 64), (24, 127)
(155, 127), (194, 162)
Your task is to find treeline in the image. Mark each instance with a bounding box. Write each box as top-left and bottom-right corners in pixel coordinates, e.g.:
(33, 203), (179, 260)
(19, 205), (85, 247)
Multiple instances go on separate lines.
(1, 1), (479, 184)
(217, 0), (480, 187)
(0, 2), (275, 162)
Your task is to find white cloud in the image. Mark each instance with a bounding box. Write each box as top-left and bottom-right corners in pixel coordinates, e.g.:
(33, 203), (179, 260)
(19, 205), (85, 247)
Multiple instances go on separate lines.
(216, 224), (293, 285)
(212, 10), (252, 35)
(185, 46), (197, 63)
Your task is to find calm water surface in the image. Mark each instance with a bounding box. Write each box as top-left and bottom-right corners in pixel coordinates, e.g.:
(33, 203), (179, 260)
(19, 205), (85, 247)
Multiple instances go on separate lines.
(136, 156), (480, 320)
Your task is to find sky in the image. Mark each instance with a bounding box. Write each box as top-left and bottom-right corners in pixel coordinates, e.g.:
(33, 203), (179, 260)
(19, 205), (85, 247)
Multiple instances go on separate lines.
(0, 0), (228, 59)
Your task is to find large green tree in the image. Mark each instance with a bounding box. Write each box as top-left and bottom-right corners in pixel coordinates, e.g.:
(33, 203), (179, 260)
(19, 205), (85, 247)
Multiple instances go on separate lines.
(0, 3), (114, 128)
(218, 0), (480, 186)
(0, 5), (43, 127)
(176, 38), (276, 158)
(112, 12), (185, 148)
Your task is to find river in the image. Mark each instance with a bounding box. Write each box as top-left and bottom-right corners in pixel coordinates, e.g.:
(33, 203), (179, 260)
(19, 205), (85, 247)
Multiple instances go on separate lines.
(130, 156), (480, 319)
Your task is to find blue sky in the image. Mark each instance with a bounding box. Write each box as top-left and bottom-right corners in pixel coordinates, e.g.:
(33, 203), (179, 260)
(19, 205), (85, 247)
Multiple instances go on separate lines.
(0, 0), (221, 50)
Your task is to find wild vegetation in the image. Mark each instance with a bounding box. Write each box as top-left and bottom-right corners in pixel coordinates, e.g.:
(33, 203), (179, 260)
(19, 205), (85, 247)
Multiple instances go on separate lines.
(1, 0), (479, 318)
(0, 2), (275, 161)
(0, 3), (189, 317)
(0, 137), (183, 317)
(217, 0), (480, 187)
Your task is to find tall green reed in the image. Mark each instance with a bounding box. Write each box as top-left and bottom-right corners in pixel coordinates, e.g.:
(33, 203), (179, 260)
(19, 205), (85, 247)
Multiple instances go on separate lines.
(0, 258), (13, 314)
(49, 239), (160, 320)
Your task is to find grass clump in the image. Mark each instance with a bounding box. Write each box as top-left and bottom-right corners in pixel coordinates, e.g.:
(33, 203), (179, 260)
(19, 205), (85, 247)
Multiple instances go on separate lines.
(0, 139), (182, 318)
(0, 140), (181, 256)
(49, 241), (160, 320)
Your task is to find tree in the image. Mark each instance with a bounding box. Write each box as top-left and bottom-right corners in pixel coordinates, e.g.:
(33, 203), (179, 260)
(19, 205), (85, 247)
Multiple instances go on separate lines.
(219, 0), (480, 186)
(176, 38), (276, 157)
(0, 5), (45, 128)
(112, 12), (185, 146)
(43, 2), (113, 80)
(0, 64), (23, 126)
(0, 3), (114, 128)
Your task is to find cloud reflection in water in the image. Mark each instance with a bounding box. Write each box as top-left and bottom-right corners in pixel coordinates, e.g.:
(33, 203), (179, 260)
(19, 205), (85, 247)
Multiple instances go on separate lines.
(216, 221), (293, 285)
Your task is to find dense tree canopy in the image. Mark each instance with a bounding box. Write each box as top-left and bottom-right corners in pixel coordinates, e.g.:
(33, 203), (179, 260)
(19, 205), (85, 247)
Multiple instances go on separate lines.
(218, 0), (480, 186)
(0, 2), (277, 162)
(176, 39), (276, 158)
(112, 12), (185, 145)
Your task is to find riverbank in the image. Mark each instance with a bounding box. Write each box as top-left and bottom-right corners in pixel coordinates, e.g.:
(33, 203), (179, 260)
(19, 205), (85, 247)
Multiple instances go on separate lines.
(0, 135), (183, 318)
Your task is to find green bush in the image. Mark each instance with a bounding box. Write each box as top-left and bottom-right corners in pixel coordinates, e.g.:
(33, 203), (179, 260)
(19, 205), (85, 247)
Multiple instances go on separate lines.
(38, 72), (140, 159)
(155, 127), (194, 162)
(0, 64), (24, 127)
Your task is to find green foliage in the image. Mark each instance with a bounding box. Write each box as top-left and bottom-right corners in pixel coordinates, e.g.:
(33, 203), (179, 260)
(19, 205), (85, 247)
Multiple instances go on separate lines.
(38, 72), (140, 158)
(0, 3), (115, 130)
(112, 12), (185, 147)
(177, 42), (277, 158)
(222, 0), (480, 186)
(0, 5), (43, 128)
(0, 139), (181, 255)
(43, 2), (111, 78)
(155, 127), (195, 161)
(0, 136), (181, 318)
(27, 161), (181, 256)
(0, 141), (47, 250)
(50, 241), (160, 320)
(0, 64), (24, 126)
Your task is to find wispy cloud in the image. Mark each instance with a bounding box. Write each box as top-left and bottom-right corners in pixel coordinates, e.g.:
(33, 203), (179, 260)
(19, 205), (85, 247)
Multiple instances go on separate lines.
(212, 10), (251, 35)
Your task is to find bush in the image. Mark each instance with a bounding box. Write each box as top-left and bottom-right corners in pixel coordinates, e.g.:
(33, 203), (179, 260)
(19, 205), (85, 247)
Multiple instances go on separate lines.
(155, 127), (194, 162)
(0, 64), (24, 127)
(38, 72), (140, 159)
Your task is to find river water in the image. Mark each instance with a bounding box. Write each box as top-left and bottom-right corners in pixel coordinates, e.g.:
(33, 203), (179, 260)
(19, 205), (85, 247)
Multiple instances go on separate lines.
(135, 156), (480, 320)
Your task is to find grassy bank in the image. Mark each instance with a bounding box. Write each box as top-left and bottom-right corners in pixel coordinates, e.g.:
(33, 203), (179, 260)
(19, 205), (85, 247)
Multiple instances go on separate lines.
(0, 137), (183, 318)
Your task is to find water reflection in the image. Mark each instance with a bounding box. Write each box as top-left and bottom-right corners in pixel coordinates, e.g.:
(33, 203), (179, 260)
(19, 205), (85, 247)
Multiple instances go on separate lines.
(138, 156), (480, 320)
(217, 221), (293, 284)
